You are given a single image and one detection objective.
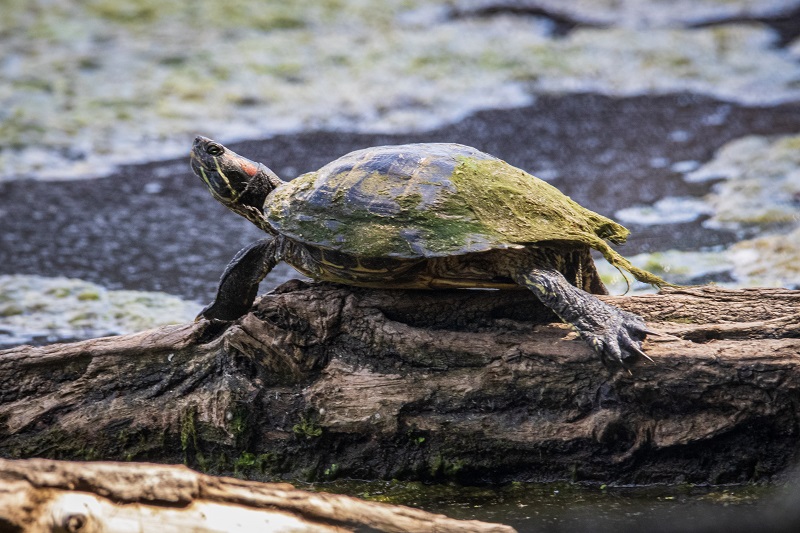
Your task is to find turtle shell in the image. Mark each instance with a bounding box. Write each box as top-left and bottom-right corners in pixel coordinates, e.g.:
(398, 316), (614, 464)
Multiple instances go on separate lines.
(264, 143), (659, 283)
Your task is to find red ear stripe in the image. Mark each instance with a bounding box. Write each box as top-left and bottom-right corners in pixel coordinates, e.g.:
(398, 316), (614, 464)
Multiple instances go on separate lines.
(240, 160), (258, 177)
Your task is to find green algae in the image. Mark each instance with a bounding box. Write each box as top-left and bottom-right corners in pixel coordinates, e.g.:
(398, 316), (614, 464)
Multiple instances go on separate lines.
(180, 407), (208, 469)
(266, 160), (489, 258)
(642, 256), (685, 277)
(429, 454), (467, 478)
(323, 463), (340, 479)
(396, 192), (423, 210)
(0, 274), (198, 346)
(448, 157), (667, 287)
(0, 305), (23, 317)
(228, 407), (250, 440)
(76, 290), (101, 301)
(265, 150), (667, 288)
(6, 0), (800, 182)
(689, 133), (800, 230)
(233, 452), (281, 475)
(292, 414), (323, 439)
(304, 478), (778, 529)
(449, 157), (628, 244)
(180, 408), (197, 462)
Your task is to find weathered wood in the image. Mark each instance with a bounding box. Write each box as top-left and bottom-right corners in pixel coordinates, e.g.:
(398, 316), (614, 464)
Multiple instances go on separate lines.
(0, 457), (512, 532)
(1, 282), (799, 485)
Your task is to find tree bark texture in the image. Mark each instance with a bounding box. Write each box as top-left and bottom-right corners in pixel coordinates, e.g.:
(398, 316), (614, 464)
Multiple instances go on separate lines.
(1, 282), (799, 485)
(0, 458), (512, 532)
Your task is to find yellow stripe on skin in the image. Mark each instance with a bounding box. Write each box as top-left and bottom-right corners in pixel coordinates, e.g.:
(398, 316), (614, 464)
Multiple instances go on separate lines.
(200, 167), (229, 204)
(319, 257), (345, 269)
(350, 261), (390, 273)
(318, 256), (392, 274)
(213, 157), (239, 202)
(198, 167), (214, 193)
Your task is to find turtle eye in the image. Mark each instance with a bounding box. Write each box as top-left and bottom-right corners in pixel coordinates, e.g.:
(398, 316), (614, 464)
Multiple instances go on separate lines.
(206, 143), (224, 156)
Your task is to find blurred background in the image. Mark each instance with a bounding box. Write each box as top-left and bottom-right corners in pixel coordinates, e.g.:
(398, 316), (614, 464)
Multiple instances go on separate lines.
(1, 0), (800, 526)
(3, 0), (800, 347)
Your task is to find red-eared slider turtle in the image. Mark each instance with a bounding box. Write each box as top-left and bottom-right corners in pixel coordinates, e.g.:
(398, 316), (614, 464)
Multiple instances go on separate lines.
(190, 137), (667, 366)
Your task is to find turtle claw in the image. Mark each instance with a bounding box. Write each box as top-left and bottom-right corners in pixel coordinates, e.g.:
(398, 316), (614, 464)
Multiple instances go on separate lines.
(619, 325), (654, 363)
(627, 343), (654, 363)
(517, 268), (659, 370)
(595, 337), (652, 368)
(576, 307), (654, 368)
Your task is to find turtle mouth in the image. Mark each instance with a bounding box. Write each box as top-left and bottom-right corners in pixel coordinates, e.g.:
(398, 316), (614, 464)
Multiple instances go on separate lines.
(189, 149), (239, 203)
(189, 150), (214, 183)
(189, 149), (207, 173)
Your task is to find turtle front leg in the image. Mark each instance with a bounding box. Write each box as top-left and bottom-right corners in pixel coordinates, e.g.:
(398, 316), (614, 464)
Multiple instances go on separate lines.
(200, 237), (280, 321)
(515, 267), (651, 367)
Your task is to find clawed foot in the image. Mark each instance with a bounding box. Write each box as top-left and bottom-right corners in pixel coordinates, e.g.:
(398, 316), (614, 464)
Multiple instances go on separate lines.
(574, 304), (655, 368)
(516, 267), (658, 369)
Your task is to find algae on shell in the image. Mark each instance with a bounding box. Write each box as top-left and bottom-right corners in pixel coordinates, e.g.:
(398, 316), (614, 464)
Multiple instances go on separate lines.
(265, 145), (667, 287)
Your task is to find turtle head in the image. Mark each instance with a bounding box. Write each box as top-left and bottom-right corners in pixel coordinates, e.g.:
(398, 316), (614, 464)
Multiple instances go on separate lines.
(190, 136), (284, 225)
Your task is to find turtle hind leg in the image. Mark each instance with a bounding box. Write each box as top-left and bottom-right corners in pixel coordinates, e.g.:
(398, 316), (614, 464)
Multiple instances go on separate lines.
(200, 237), (280, 321)
(514, 266), (650, 367)
(563, 247), (609, 296)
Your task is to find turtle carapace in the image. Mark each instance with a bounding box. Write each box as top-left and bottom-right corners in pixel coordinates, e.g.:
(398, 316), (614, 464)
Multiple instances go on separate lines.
(189, 136), (668, 366)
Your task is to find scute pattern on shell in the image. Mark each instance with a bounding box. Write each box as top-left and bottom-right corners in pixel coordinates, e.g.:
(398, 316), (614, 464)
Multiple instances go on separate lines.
(264, 142), (666, 289)
(266, 143), (511, 258)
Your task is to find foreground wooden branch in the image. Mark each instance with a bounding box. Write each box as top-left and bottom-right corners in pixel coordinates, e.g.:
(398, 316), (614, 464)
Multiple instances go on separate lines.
(1, 283), (799, 485)
(0, 458), (512, 532)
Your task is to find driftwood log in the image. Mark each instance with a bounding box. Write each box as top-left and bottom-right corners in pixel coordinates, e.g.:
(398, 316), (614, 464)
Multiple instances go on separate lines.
(0, 458), (512, 532)
(1, 282), (799, 485)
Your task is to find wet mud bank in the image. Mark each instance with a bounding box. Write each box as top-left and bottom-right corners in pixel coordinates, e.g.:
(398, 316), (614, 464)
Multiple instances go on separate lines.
(2, 93), (800, 304)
